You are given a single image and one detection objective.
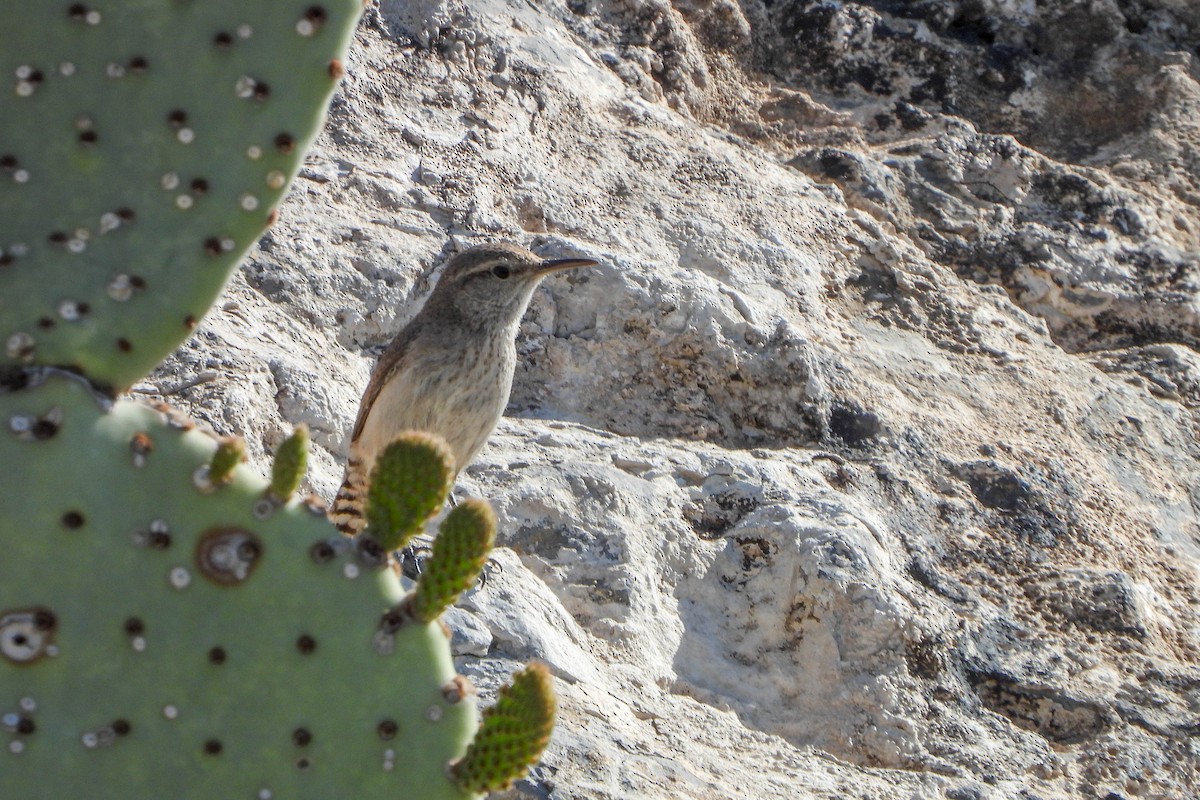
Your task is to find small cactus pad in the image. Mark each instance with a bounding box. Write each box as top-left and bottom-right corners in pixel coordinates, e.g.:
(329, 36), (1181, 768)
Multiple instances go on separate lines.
(0, 2), (362, 389)
(366, 433), (456, 552)
(409, 500), (497, 624)
(206, 435), (245, 486)
(450, 663), (557, 794)
(269, 424), (309, 502)
(0, 371), (479, 799)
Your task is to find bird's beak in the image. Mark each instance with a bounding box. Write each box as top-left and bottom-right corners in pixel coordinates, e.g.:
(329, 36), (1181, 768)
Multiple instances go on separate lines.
(536, 257), (599, 276)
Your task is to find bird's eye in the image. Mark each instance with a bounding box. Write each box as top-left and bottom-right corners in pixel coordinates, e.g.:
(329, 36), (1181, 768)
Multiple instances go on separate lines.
(491, 264), (511, 279)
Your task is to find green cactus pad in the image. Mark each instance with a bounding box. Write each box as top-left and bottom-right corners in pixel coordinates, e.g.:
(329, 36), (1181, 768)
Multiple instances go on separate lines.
(269, 424), (309, 502)
(0, 371), (479, 799)
(409, 500), (497, 624)
(0, 1), (362, 390)
(450, 663), (557, 794)
(205, 435), (245, 486)
(366, 433), (456, 552)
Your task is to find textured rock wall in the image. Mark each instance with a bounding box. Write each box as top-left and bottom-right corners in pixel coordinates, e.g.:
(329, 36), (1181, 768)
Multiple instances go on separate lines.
(146, 1), (1200, 797)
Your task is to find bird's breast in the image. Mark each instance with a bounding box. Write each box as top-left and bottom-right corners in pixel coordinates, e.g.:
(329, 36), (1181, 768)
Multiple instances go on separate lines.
(355, 338), (516, 474)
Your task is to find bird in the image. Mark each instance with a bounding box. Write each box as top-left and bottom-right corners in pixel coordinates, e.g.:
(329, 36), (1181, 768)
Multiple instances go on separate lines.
(330, 241), (597, 536)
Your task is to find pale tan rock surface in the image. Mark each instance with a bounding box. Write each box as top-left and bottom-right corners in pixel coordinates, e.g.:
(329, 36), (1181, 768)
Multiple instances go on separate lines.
(148, 2), (1200, 797)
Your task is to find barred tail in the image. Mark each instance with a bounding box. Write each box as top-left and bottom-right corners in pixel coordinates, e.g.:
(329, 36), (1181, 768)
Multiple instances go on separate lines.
(330, 453), (369, 536)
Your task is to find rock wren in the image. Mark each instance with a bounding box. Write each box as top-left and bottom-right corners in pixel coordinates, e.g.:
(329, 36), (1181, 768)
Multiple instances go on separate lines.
(331, 242), (597, 535)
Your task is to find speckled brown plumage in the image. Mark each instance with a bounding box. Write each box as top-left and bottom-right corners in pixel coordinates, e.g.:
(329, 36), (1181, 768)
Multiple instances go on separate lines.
(330, 242), (596, 535)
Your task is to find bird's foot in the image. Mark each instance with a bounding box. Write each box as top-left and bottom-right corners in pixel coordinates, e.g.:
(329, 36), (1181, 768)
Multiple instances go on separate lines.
(476, 555), (502, 589)
(394, 536), (501, 591)
(395, 537), (434, 581)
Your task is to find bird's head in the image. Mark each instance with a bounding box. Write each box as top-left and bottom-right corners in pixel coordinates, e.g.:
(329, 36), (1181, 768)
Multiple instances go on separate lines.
(428, 242), (597, 326)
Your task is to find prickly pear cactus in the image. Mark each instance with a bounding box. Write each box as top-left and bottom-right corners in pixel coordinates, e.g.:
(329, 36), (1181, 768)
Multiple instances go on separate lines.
(453, 663), (557, 794)
(367, 433), (457, 551)
(0, 1), (559, 797)
(0, 1), (359, 390)
(1, 370), (478, 798)
(406, 500), (497, 624)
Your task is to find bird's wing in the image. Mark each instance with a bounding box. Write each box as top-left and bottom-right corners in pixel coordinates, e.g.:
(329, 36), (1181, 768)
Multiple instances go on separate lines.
(348, 328), (416, 443)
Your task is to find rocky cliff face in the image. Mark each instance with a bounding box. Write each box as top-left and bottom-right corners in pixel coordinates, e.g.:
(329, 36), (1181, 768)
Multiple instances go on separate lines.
(148, 1), (1200, 797)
